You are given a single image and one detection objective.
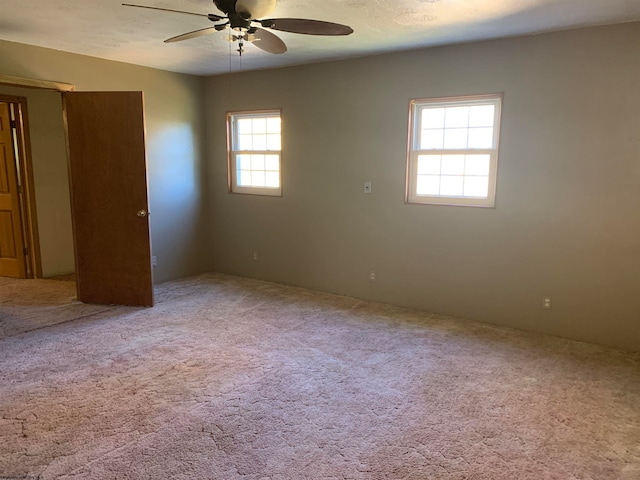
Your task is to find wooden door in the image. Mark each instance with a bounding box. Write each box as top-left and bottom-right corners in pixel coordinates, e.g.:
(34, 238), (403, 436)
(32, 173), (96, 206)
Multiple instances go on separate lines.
(63, 92), (153, 306)
(0, 102), (27, 278)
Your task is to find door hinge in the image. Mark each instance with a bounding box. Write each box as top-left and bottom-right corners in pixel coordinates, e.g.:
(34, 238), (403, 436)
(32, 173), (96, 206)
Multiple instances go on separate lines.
(23, 247), (28, 256)
(17, 184), (23, 194)
(10, 119), (17, 129)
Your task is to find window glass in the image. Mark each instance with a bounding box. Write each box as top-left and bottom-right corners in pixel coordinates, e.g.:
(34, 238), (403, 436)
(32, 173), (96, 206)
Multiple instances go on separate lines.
(228, 110), (282, 196)
(407, 95), (502, 207)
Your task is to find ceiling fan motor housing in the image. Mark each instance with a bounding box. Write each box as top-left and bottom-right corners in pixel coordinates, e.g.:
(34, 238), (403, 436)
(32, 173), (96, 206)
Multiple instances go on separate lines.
(214, 0), (276, 19)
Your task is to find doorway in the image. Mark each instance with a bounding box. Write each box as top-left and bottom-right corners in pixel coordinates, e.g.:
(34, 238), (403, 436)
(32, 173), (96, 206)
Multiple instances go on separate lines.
(0, 86), (75, 280)
(0, 95), (42, 278)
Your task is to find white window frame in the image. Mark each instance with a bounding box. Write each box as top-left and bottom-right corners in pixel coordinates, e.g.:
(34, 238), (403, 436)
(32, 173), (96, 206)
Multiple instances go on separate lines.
(406, 94), (503, 207)
(227, 109), (282, 196)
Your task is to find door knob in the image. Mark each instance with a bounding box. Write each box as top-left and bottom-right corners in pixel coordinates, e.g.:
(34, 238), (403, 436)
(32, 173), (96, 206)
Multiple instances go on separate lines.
(137, 209), (147, 217)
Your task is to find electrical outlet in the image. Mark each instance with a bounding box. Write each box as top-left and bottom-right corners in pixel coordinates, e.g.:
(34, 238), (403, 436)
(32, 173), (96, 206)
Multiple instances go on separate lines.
(369, 271), (376, 281)
(542, 296), (552, 309)
(151, 256), (157, 267)
(253, 250), (258, 261)
(364, 181), (372, 194)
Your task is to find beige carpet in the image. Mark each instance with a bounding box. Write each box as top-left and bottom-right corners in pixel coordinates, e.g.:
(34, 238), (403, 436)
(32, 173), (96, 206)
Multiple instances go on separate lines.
(1, 273), (639, 479)
(0, 275), (116, 339)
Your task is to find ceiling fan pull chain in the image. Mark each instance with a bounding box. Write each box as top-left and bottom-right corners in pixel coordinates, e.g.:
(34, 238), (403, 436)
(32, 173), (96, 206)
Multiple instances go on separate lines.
(238, 35), (245, 56)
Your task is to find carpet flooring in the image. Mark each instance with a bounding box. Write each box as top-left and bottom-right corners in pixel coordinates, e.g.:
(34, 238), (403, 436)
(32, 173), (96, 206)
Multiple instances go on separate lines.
(1, 273), (639, 479)
(0, 275), (114, 339)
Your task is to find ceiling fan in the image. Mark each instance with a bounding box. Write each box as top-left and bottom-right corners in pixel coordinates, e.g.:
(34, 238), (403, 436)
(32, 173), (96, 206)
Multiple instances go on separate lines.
(123, 0), (354, 55)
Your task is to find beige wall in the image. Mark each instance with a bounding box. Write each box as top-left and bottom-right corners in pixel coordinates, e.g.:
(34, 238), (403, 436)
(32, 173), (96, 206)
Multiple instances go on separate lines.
(0, 86), (73, 277)
(0, 39), (211, 283)
(206, 23), (640, 351)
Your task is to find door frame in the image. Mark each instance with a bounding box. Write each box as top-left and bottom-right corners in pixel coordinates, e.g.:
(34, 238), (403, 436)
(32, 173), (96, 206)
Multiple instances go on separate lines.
(0, 93), (43, 278)
(0, 75), (75, 93)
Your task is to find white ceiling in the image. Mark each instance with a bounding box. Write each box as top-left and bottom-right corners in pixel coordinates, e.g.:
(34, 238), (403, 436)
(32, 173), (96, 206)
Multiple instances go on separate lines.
(2, 0), (640, 76)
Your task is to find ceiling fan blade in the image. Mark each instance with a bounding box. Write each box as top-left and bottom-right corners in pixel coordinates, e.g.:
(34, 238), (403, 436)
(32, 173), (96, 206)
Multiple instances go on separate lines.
(260, 18), (353, 36)
(164, 26), (220, 43)
(122, 3), (224, 21)
(251, 28), (287, 54)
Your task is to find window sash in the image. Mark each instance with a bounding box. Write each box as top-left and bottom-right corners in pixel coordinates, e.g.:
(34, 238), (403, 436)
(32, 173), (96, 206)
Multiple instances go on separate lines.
(229, 151), (281, 196)
(407, 151), (498, 207)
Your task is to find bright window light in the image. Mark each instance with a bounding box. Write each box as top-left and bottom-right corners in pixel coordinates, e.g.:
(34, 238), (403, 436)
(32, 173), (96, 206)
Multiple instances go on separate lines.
(407, 94), (503, 207)
(227, 110), (282, 196)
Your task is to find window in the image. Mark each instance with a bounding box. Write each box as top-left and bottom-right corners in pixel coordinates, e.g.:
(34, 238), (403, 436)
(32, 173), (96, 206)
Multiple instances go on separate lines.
(227, 110), (282, 196)
(406, 94), (502, 207)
